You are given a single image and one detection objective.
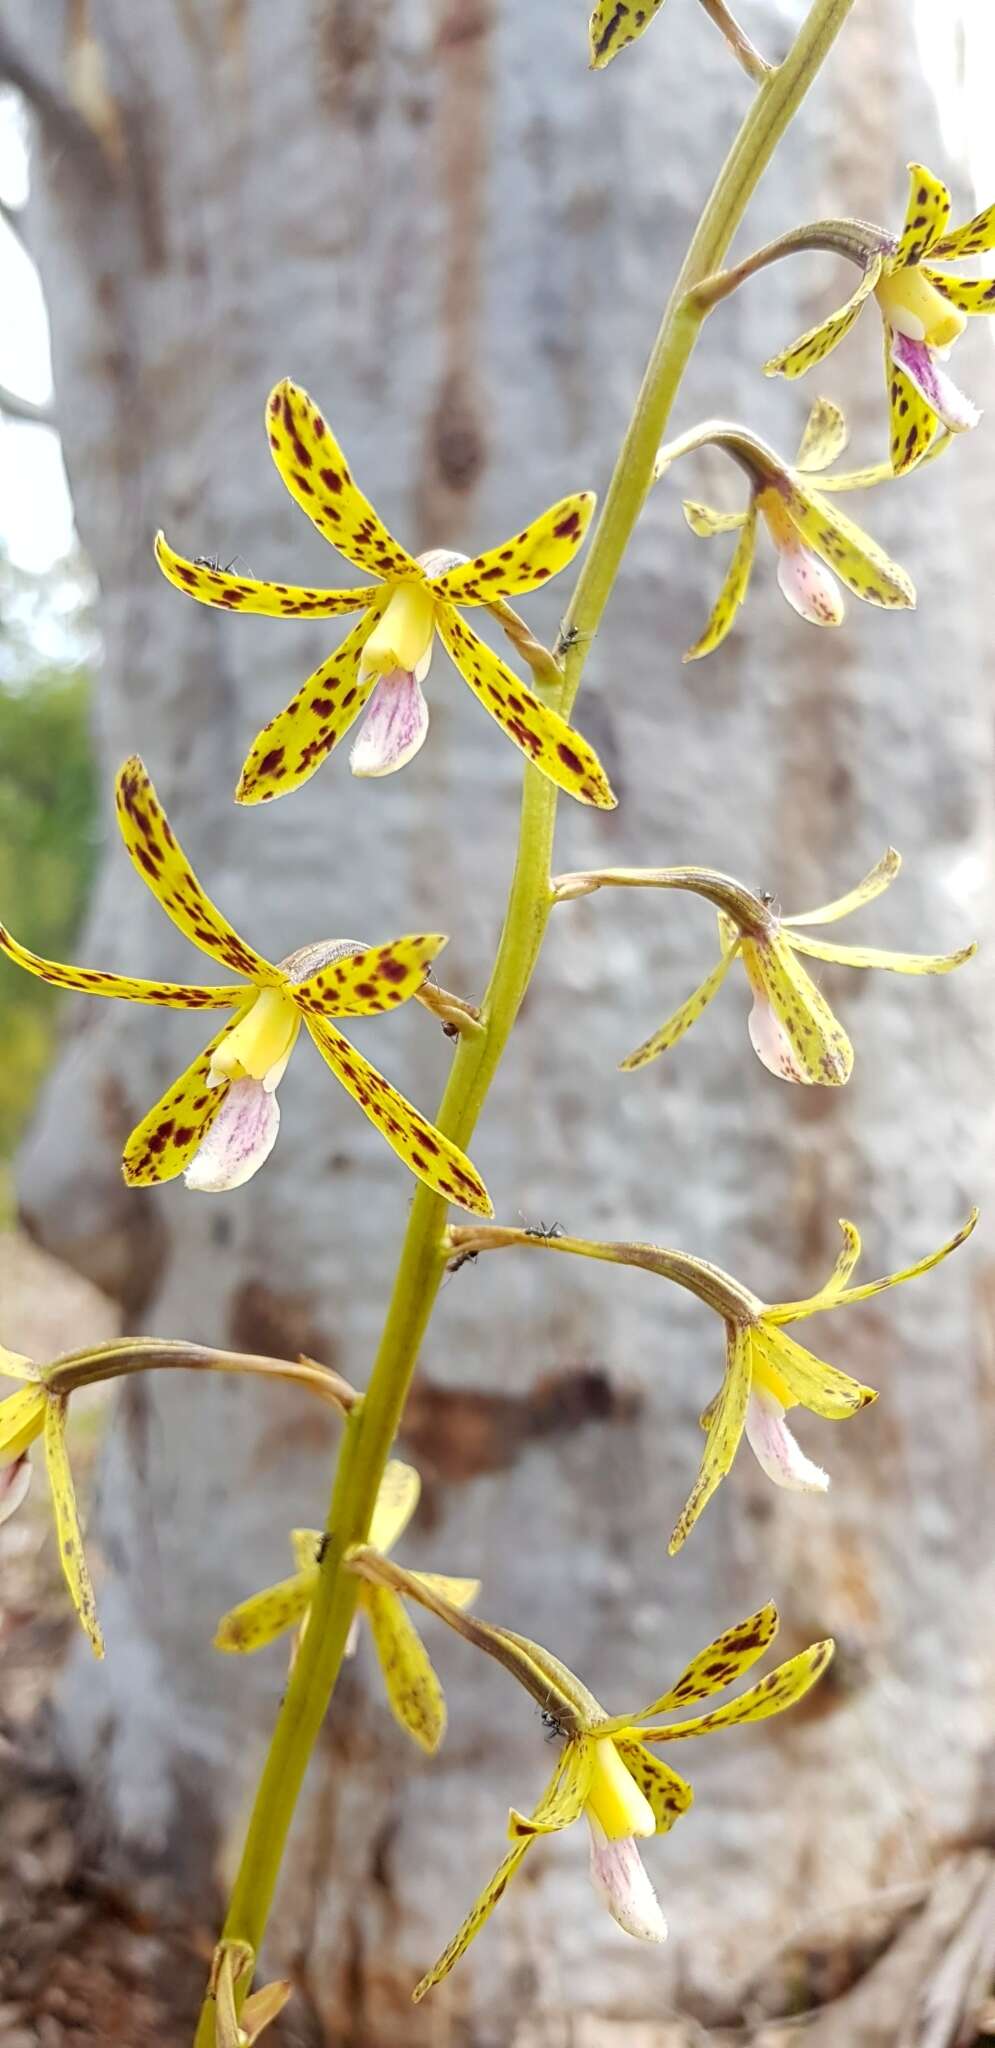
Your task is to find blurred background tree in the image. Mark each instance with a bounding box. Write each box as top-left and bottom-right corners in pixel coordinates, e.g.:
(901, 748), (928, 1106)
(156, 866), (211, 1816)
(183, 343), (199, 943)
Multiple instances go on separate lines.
(0, 545), (97, 1174)
(0, 3), (993, 2044)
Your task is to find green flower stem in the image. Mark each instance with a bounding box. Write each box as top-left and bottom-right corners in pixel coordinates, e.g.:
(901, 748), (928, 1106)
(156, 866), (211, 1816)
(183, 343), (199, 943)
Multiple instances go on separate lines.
(194, 2), (854, 2034)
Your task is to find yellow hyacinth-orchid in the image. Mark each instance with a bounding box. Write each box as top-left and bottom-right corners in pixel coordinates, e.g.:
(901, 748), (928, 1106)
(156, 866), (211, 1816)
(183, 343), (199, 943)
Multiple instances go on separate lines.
(1, 1337), (355, 1660)
(0, 757), (491, 1211)
(215, 1459), (478, 1756)
(603, 850), (975, 1086)
(155, 380), (614, 809)
(345, 1553), (832, 1996)
(665, 1210), (977, 1551)
(765, 163), (995, 472)
(441, 1210), (977, 1553)
(0, 1346), (103, 1657)
(657, 404), (927, 659)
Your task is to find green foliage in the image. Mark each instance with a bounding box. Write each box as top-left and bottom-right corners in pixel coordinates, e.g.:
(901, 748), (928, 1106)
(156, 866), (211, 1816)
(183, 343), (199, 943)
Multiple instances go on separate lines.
(0, 552), (98, 1161)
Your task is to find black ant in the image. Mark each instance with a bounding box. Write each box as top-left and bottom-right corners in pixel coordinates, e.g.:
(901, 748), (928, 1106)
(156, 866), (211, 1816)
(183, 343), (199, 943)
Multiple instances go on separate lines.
(523, 1217), (564, 1242)
(194, 551), (254, 577)
(554, 622), (592, 658)
(444, 1247), (479, 1284)
(539, 1706), (566, 1742)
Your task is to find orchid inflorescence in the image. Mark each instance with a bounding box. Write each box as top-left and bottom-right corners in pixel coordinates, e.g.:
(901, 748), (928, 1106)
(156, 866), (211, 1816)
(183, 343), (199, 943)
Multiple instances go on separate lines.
(1, 7), (989, 2036)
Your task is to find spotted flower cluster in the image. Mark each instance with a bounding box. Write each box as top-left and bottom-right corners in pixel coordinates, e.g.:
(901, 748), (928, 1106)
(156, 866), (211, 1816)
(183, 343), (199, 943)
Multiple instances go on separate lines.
(1, 77), (988, 2017)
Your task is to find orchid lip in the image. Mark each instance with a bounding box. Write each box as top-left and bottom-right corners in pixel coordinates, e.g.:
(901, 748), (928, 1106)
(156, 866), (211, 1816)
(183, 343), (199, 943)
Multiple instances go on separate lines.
(184, 1077), (282, 1193)
(350, 667), (430, 778)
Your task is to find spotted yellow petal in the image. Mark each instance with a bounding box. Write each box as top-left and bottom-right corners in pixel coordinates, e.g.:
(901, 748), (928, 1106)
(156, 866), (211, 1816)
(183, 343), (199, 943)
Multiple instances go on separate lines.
(0, 1346), (37, 1382)
(778, 480), (916, 609)
(788, 930), (976, 975)
(619, 945), (738, 1072)
(740, 932), (853, 1086)
(154, 531), (379, 618)
(763, 1221), (862, 1327)
(622, 1604), (780, 1722)
(289, 933), (446, 1019)
(683, 502), (757, 660)
(44, 1394), (103, 1658)
(430, 494), (595, 605)
(610, 1740), (693, 1833)
(805, 1209), (978, 1315)
(0, 1384), (46, 1458)
(638, 1639), (834, 1743)
(414, 1837), (532, 2000)
(434, 603), (616, 809)
(369, 1458), (421, 1553)
(922, 267), (995, 315)
(267, 380), (418, 579)
(122, 1008), (254, 1187)
(214, 1569), (316, 1652)
(413, 1749), (575, 2000)
(893, 163), (951, 270)
(508, 1737), (593, 1837)
(794, 397), (849, 473)
(887, 335), (943, 476)
(783, 848), (901, 926)
(363, 1584), (446, 1754)
(764, 255), (883, 379)
(930, 198), (995, 263)
(235, 597), (388, 805)
(0, 920), (241, 1012)
(669, 1323), (751, 1555)
(589, 0), (666, 66)
(682, 500), (748, 538)
(751, 1324), (876, 1419)
(304, 1015), (492, 1216)
(115, 758), (280, 985)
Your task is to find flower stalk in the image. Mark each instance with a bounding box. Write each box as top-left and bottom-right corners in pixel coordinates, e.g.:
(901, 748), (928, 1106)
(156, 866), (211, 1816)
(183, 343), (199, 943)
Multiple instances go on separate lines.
(193, 3), (857, 2035)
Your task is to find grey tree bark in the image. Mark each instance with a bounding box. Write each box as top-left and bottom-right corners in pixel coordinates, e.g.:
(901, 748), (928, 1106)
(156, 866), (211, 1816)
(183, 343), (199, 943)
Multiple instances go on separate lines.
(2, 1), (994, 2041)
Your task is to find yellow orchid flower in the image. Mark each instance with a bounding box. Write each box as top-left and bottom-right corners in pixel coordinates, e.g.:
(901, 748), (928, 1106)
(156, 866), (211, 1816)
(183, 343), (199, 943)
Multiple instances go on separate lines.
(0, 756), (491, 1210)
(657, 404), (927, 659)
(0, 1346), (103, 1657)
(0, 1336), (355, 1660)
(441, 1211), (976, 1553)
(664, 1209), (977, 1552)
(609, 850), (975, 1086)
(765, 163), (995, 473)
(346, 1552), (831, 1994)
(215, 1459), (478, 1756)
(155, 380), (614, 811)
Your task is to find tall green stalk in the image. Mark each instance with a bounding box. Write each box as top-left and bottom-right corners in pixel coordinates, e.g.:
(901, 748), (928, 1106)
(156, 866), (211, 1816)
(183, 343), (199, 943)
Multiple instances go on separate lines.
(194, 2), (855, 2034)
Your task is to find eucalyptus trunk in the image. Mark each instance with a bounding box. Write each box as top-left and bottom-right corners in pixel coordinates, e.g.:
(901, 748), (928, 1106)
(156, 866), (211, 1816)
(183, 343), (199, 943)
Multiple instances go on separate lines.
(3, 0), (993, 2039)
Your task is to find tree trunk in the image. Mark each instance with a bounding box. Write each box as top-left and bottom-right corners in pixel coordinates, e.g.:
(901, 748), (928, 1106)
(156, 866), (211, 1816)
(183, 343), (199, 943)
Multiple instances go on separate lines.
(3, 0), (994, 2039)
